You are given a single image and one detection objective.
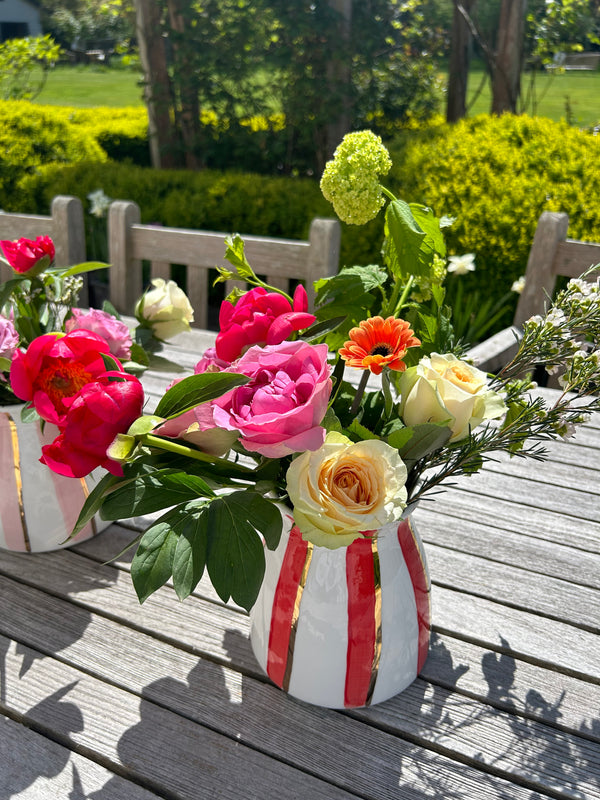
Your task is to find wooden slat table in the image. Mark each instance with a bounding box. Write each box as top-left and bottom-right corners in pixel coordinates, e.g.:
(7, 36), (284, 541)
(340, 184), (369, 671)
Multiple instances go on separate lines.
(1, 330), (599, 799)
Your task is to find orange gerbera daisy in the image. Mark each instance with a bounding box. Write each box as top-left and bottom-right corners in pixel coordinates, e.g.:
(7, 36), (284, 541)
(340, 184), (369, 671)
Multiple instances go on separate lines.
(339, 316), (421, 375)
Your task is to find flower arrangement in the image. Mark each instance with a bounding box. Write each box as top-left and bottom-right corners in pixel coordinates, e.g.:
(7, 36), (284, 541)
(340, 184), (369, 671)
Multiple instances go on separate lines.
(0, 235), (194, 471)
(7, 132), (600, 613)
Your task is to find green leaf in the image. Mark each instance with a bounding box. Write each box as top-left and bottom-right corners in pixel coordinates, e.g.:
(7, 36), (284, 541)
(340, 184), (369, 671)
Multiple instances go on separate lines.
(0, 278), (22, 309)
(102, 299), (121, 318)
(384, 199), (427, 279)
(20, 404), (40, 423)
(410, 203), (447, 261)
(347, 418), (379, 441)
(206, 491), (282, 610)
(100, 472), (215, 520)
(171, 505), (210, 600)
(224, 234), (256, 280)
(67, 472), (120, 540)
(302, 315), (347, 342)
(388, 422), (452, 468)
(54, 261), (109, 277)
(322, 407), (343, 433)
(0, 356), (12, 372)
(315, 264), (388, 308)
(131, 517), (179, 602)
(128, 341), (150, 367)
(101, 352), (122, 372)
(154, 372), (249, 419)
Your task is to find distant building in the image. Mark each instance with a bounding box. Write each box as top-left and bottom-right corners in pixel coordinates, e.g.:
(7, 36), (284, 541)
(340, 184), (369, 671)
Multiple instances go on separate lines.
(0, 0), (42, 43)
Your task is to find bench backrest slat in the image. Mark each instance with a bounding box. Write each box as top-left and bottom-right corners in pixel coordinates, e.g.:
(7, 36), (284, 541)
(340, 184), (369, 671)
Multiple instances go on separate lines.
(108, 200), (341, 325)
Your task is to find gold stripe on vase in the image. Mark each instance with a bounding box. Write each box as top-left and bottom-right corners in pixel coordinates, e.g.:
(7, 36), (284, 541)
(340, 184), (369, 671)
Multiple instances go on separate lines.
(8, 414), (31, 552)
(365, 537), (383, 705)
(282, 540), (314, 693)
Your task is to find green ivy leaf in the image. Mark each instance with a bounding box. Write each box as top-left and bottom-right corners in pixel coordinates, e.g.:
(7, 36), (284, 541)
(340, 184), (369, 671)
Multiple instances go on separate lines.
(154, 372), (249, 419)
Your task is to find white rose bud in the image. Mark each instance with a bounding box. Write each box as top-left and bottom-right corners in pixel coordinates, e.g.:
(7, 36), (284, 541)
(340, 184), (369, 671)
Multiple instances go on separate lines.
(398, 353), (506, 442)
(136, 278), (194, 340)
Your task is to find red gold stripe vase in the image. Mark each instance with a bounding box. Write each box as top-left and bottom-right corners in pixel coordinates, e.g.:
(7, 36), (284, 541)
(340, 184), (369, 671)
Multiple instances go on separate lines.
(0, 405), (110, 552)
(250, 509), (431, 708)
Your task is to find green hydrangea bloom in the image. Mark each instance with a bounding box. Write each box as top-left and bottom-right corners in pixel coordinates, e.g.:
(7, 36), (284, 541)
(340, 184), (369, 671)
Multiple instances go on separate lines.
(410, 254), (447, 303)
(320, 130), (392, 225)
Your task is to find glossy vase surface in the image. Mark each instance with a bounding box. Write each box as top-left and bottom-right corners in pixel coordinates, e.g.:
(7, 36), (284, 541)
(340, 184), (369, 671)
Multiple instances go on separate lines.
(0, 404), (109, 552)
(250, 510), (431, 709)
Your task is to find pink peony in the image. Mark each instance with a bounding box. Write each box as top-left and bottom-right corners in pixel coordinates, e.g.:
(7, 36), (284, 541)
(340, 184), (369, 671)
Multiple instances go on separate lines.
(10, 330), (120, 426)
(215, 285), (316, 363)
(0, 236), (55, 275)
(65, 308), (133, 360)
(212, 340), (331, 458)
(40, 372), (145, 478)
(0, 314), (19, 361)
(194, 346), (231, 374)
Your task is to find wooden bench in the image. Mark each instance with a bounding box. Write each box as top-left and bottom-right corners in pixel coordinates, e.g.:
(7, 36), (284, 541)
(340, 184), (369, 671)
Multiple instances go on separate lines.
(469, 211), (600, 372)
(548, 51), (600, 71)
(0, 196), (88, 301)
(107, 200), (341, 328)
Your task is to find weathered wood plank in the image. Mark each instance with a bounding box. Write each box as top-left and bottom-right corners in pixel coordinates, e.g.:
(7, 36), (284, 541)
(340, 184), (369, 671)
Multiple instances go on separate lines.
(415, 507), (600, 590)
(0, 587), (581, 800)
(417, 486), (600, 554)
(0, 640), (361, 800)
(0, 715), (159, 799)
(425, 543), (600, 631)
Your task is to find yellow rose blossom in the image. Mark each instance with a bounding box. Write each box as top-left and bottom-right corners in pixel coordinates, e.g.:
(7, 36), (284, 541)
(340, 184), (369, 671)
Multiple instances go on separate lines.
(286, 431), (407, 549)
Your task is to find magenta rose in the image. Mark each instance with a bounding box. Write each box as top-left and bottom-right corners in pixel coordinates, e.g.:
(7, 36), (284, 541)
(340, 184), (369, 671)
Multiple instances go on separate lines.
(10, 330), (119, 426)
(212, 340), (331, 458)
(0, 235), (55, 275)
(66, 308), (133, 360)
(40, 372), (145, 478)
(215, 285), (316, 363)
(0, 314), (19, 361)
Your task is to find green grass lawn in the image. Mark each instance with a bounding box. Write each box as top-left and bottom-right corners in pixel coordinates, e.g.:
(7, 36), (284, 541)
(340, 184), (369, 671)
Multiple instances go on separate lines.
(462, 69), (600, 127)
(37, 63), (144, 107)
(36, 62), (600, 126)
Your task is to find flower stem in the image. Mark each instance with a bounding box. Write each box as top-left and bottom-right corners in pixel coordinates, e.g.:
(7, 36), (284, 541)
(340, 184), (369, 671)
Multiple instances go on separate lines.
(139, 433), (219, 463)
(350, 370), (370, 416)
(382, 370), (393, 419)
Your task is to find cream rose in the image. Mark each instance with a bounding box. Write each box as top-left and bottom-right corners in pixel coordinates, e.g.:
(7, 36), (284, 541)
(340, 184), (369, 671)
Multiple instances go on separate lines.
(286, 431), (407, 549)
(136, 278), (194, 340)
(398, 352), (506, 442)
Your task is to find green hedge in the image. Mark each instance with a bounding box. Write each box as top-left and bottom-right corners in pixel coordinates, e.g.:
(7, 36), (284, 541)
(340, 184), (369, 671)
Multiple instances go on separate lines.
(4, 104), (600, 337)
(387, 114), (600, 318)
(0, 101), (107, 207)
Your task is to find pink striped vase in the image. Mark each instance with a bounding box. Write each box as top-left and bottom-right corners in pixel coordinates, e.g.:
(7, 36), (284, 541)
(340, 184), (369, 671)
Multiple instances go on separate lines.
(0, 405), (110, 552)
(250, 509), (430, 708)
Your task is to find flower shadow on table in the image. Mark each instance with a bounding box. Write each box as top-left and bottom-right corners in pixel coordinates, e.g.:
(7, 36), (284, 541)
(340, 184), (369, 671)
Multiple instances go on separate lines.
(0, 684), (84, 800)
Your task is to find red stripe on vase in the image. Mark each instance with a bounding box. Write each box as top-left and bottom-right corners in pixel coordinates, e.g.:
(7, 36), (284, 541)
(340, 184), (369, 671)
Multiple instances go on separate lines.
(345, 536), (378, 708)
(266, 525), (310, 689)
(36, 424), (94, 544)
(0, 412), (30, 551)
(397, 518), (431, 673)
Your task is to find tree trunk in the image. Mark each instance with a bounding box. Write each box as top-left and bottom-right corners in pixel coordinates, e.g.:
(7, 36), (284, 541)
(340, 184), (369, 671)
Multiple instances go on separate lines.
(491, 0), (527, 114)
(135, 0), (180, 169)
(166, 0), (202, 170)
(325, 0), (352, 164)
(446, 0), (476, 122)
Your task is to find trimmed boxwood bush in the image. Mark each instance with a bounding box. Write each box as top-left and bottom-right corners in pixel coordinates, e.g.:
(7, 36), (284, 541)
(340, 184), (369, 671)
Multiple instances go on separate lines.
(387, 114), (600, 318)
(0, 100), (107, 207)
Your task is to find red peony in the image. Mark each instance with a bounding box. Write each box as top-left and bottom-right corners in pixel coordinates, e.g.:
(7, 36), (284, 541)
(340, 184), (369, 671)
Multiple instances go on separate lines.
(40, 372), (145, 478)
(0, 236), (55, 275)
(10, 329), (121, 426)
(215, 285), (316, 363)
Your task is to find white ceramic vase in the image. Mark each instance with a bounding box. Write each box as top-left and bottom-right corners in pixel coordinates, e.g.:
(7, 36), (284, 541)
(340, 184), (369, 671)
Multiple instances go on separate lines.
(250, 510), (431, 709)
(0, 404), (110, 552)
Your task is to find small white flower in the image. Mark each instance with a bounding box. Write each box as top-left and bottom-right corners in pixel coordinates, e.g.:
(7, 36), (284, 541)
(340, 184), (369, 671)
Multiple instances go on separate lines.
(511, 276), (526, 294)
(88, 189), (112, 219)
(447, 253), (476, 275)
